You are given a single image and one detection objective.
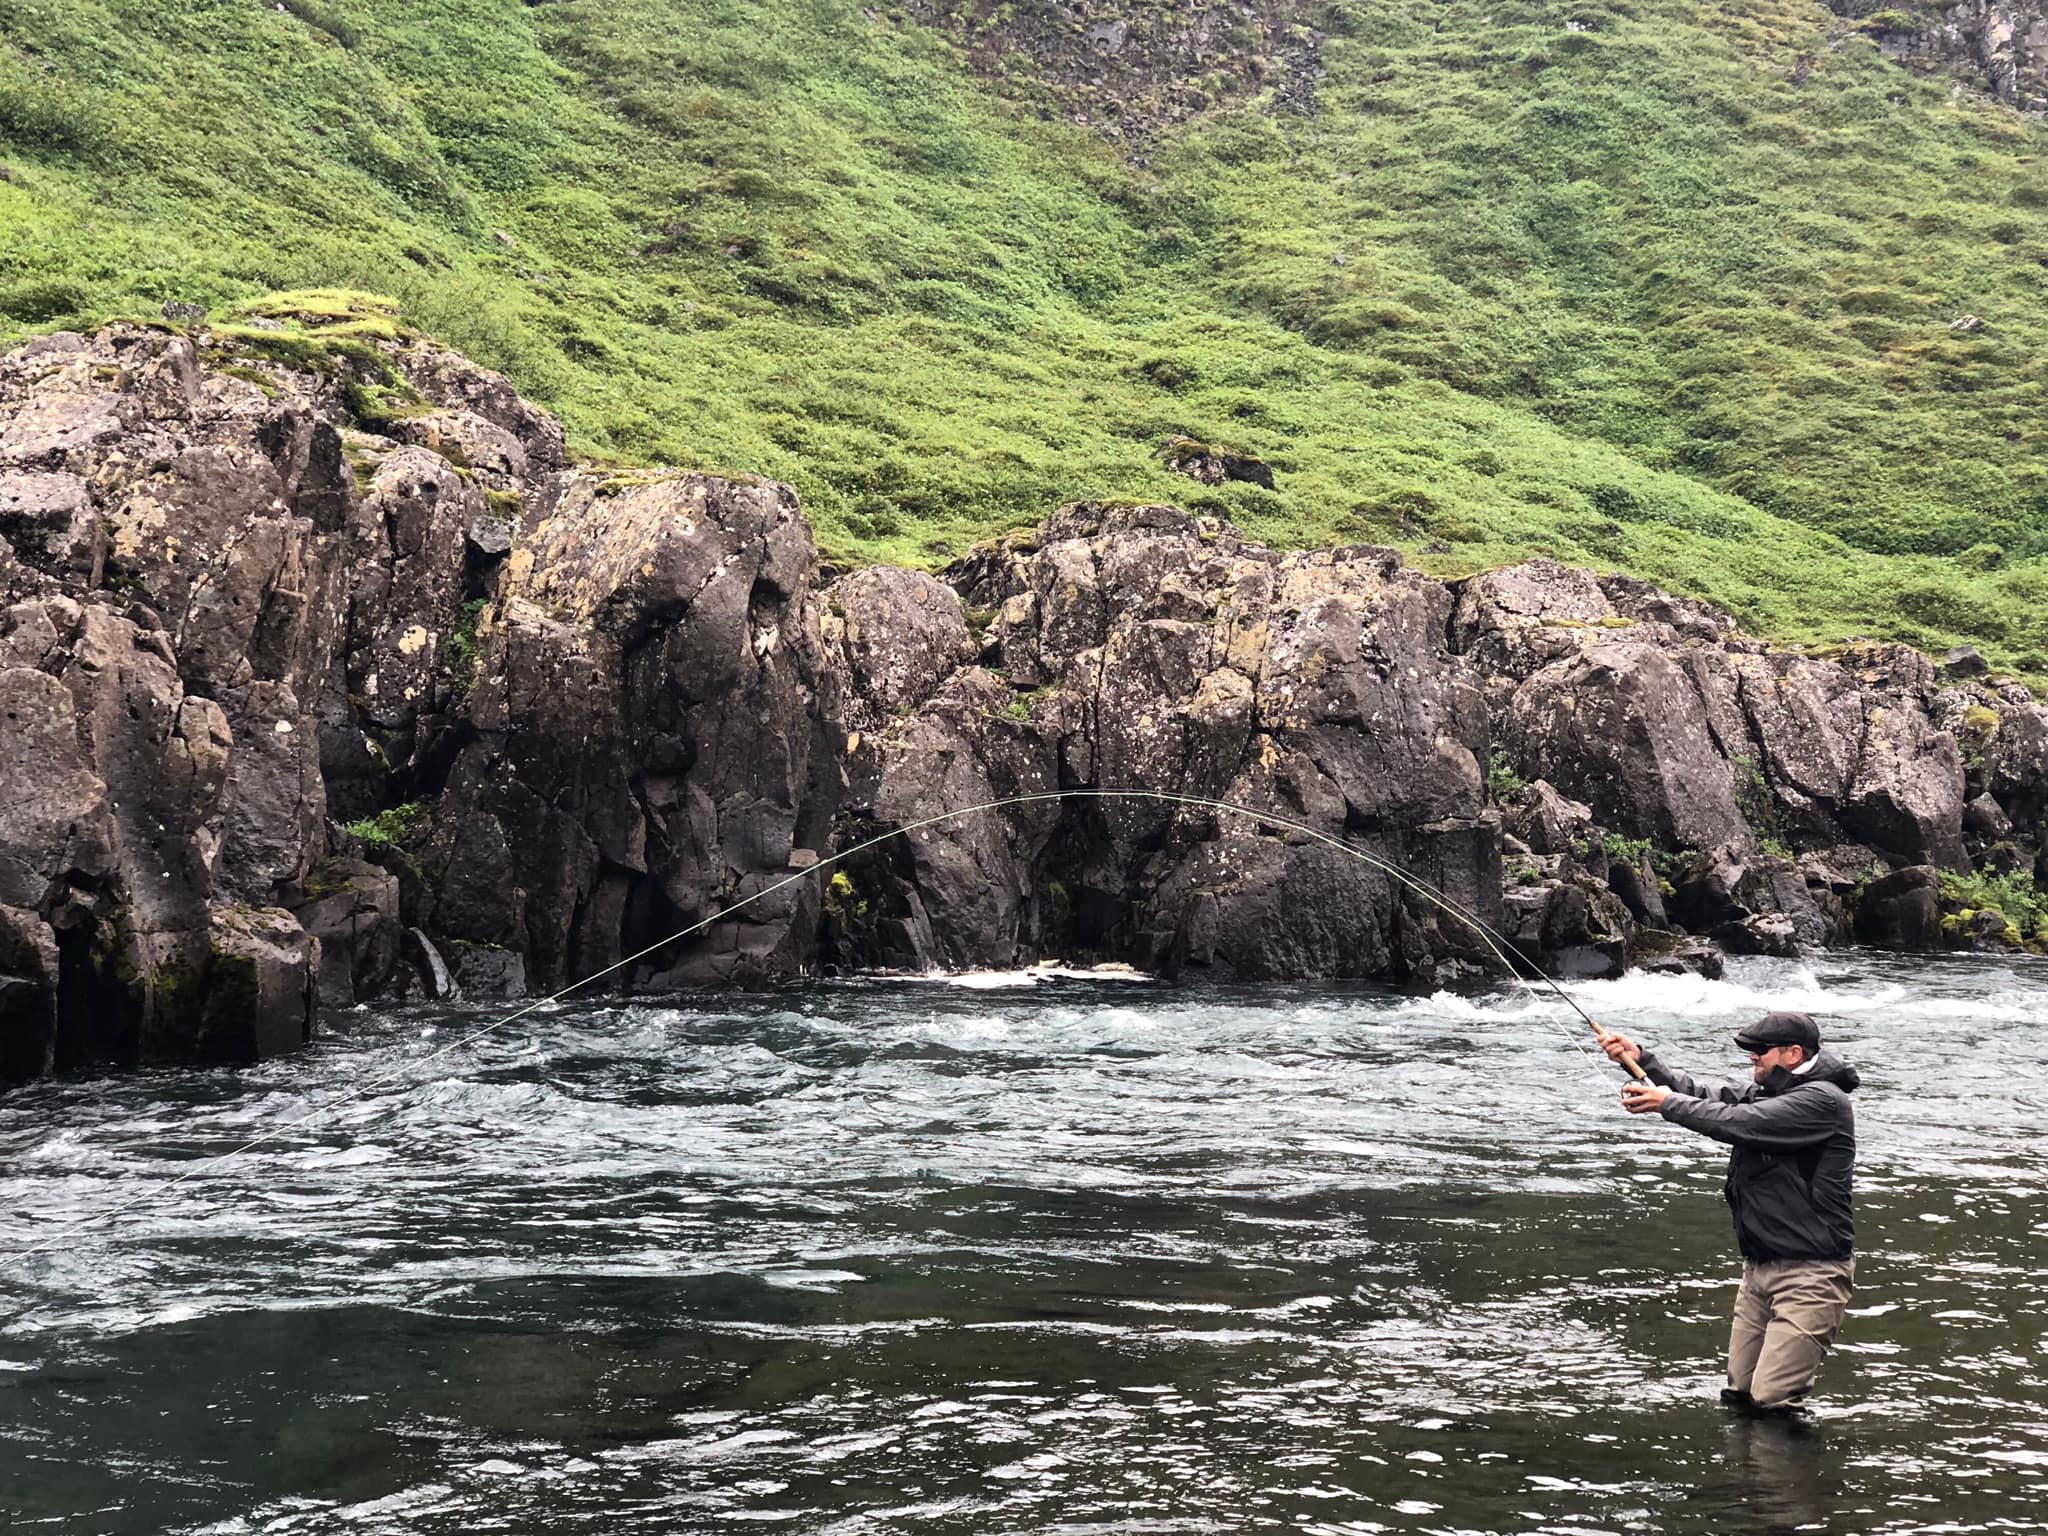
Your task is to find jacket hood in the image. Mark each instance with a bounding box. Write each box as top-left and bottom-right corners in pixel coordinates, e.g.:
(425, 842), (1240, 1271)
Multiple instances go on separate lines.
(1761, 1046), (1860, 1096)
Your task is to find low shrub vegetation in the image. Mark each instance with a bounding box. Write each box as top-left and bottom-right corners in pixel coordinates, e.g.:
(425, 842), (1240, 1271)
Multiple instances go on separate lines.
(2, 1), (2045, 680)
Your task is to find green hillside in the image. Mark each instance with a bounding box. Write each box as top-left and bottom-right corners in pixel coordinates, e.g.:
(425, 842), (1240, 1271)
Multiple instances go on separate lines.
(4, 0), (2046, 676)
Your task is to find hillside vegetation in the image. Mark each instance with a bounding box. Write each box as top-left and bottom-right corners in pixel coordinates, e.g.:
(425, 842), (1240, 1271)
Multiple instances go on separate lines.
(3, 0), (2047, 677)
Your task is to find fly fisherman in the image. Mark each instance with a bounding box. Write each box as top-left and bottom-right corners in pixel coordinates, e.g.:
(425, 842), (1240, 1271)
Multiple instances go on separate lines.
(1599, 1011), (1861, 1420)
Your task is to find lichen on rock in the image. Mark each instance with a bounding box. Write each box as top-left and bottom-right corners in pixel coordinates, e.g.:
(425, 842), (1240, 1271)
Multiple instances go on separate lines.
(4, 321), (2045, 1081)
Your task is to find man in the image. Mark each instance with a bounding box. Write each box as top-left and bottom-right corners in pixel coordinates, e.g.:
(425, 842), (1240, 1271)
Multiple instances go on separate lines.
(1601, 1010), (1860, 1419)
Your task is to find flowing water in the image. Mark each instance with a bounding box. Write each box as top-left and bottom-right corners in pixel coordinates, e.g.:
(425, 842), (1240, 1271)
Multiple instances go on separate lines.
(2, 953), (2046, 1535)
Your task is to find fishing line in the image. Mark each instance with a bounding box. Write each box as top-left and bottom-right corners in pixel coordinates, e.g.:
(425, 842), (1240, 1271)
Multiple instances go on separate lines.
(3, 788), (1637, 1265)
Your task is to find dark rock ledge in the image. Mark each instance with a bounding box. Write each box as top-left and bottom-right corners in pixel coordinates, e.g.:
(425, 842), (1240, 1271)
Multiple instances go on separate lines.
(2, 326), (2040, 1079)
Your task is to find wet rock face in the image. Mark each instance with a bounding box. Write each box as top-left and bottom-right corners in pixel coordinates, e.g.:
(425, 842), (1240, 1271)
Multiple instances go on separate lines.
(290, 857), (401, 1011)
(1854, 864), (1944, 949)
(831, 504), (1498, 983)
(416, 470), (843, 993)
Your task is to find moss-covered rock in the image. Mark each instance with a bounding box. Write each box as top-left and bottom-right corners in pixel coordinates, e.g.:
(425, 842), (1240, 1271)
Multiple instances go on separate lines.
(197, 904), (318, 1064)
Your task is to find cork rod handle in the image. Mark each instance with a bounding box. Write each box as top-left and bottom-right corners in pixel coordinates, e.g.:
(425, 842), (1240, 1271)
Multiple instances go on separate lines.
(1589, 1020), (1650, 1082)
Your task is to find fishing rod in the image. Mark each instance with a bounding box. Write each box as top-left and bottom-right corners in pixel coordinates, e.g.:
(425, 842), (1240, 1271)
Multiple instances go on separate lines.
(3, 788), (1642, 1265)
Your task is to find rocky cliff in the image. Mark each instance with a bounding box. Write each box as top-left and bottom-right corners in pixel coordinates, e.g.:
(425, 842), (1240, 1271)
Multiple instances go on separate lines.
(1831, 0), (2048, 111)
(3, 321), (2043, 1080)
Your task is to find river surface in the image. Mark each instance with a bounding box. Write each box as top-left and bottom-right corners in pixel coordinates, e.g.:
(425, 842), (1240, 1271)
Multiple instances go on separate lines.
(2, 953), (2045, 1535)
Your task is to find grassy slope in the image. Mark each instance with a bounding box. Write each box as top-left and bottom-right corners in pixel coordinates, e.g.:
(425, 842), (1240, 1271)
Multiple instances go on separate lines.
(2, 0), (2046, 677)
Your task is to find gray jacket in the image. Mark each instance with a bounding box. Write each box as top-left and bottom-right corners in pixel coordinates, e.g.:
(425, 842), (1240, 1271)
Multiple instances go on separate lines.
(1638, 1046), (1860, 1262)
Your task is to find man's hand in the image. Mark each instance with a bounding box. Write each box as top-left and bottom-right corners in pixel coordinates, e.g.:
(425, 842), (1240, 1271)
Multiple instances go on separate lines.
(1598, 1028), (1643, 1065)
(1621, 1081), (1671, 1114)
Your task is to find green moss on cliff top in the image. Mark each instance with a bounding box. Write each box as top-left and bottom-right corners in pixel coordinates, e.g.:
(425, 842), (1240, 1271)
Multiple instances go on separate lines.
(3, 0), (2047, 678)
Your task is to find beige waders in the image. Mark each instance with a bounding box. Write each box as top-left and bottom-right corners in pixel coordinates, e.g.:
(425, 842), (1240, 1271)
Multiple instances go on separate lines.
(1727, 1256), (1856, 1409)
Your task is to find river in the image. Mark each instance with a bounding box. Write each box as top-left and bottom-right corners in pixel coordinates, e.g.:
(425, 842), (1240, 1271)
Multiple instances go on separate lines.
(2, 953), (2045, 1534)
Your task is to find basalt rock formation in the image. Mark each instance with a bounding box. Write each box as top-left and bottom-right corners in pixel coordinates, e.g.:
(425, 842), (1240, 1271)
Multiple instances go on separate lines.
(4, 325), (2046, 1081)
(0, 321), (839, 1077)
(824, 503), (1499, 981)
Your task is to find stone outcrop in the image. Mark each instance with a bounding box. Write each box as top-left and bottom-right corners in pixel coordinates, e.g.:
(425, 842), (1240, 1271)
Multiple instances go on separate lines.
(0, 316), (840, 1077)
(1455, 560), (1972, 874)
(1833, 0), (2048, 112)
(5, 319), (2047, 1082)
(0, 319), (340, 1072)
(826, 504), (1498, 982)
(411, 469), (842, 992)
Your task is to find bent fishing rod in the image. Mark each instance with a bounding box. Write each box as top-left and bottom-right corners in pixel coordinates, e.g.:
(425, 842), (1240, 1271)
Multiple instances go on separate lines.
(4, 787), (1643, 1265)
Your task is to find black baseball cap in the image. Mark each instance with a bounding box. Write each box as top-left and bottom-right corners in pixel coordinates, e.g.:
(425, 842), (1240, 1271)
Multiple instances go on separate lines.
(1734, 1011), (1820, 1054)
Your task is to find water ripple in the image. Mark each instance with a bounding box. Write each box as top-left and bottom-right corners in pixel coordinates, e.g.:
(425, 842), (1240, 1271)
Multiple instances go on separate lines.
(3, 955), (2046, 1533)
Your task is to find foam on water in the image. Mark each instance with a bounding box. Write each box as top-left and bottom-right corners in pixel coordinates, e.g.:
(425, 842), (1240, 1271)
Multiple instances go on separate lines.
(902, 964), (1154, 990)
(1411, 963), (1923, 1026)
(3, 952), (2045, 1535)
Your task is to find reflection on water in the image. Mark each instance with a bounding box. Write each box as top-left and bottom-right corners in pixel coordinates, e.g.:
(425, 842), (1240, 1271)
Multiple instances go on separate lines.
(2, 953), (2046, 1533)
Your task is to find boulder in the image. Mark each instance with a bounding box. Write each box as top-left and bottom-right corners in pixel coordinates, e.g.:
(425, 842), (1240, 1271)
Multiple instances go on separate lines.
(1964, 792), (2013, 840)
(1988, 702), (2048, 831)
(1842, 702), (1965, 868)
(391, 409), (528, 483)
(1504, 779), (1596, 857)
(1606, 850), (1669, 928)
(1500, 866), (1635, 979)
(1798, 843), (1888, 896)
(390, 340), (566, 476)
(198, 905), (320, 1063)
(1596, 573), (1740, 644)
(1951, 905), (2020, 952)
(1450, 559), (1619, 681)
(1726, 653), (1862, 840)
(1505, 642), (1753, 852)
(443, 940), (528, 999)
(825, 566), (977, 735)
(1852, 864), (1942, 950)
(290, 857), (401, 1009)
(1630, 929), (1726, 979)
(1710, 913), (1801, 958)
(0, 470), (99, 576)
(0, 370), (129, 468)
(1943, 644), (1989, 679)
